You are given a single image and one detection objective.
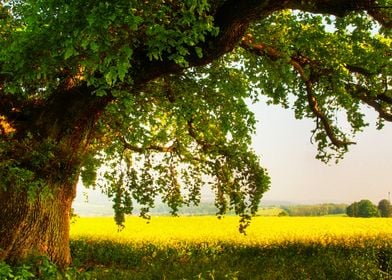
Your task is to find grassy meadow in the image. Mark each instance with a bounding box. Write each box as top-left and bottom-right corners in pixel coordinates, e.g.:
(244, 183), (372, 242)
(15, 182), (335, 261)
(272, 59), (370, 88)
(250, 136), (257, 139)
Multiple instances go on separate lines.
(66, 216), (392, 279)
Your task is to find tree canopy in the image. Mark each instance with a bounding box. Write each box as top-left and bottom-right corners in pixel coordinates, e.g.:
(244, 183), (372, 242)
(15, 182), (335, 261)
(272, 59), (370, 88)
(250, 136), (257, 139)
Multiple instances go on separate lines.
(0, 1), (391, 265)
(378, 199), (392, 217)
(346, 199), (380, 217)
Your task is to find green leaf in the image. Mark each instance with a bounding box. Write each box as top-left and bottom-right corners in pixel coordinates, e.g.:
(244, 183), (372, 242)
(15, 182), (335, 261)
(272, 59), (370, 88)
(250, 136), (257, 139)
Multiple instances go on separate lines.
(64, 47), (77, 59)
(117, 62), (129, 81)
(90, 41), (99, 52)
(95, 88), (107, 97)
(105, 68), (117, 86)
(195, 46), (203, 58)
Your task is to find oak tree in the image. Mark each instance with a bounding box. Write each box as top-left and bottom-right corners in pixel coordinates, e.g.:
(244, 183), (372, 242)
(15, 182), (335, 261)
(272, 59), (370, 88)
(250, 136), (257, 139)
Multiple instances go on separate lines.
(0, 0), (391, 267)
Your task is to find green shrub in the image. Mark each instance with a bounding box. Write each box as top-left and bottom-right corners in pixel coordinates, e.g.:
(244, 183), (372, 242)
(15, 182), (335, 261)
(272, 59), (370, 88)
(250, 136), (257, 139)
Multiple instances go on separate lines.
(0, 257), (79, 280)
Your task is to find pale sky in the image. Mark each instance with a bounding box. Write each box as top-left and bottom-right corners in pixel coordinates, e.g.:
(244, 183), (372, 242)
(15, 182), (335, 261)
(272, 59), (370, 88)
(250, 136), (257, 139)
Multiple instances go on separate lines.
(250, 101), (392, 204)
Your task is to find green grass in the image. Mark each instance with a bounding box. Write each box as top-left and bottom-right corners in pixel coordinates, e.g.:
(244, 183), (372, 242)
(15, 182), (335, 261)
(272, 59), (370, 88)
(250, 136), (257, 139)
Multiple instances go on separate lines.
(68, 238), (392, 279)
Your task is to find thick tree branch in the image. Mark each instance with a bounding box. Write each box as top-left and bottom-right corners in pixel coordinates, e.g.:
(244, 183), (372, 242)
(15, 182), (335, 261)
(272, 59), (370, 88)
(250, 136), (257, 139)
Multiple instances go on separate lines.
(346, 84), (392, 122)
(294, 65), (356, 148)
(131, 1), (289, 86)
(304, 83), (355, 148)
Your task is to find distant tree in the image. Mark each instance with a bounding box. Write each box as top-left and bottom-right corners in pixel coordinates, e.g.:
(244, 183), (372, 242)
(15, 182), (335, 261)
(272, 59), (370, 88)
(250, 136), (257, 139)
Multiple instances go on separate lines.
(278, 211), (288, 217)
(378, 199), (392, 218)
(346, 202), (359, 217)
(347, 200), (379, 217)
(357, 200), (379, 217)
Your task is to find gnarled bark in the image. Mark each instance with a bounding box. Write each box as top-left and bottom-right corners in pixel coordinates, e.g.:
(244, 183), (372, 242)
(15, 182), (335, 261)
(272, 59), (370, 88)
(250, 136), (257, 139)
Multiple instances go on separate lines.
(0, 182), (76, 268)
(0, 86), (105, 267)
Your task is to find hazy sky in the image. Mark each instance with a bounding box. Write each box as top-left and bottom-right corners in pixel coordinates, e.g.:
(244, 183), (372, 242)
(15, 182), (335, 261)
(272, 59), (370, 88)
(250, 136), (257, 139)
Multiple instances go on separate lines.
(250, 101), (392, 204)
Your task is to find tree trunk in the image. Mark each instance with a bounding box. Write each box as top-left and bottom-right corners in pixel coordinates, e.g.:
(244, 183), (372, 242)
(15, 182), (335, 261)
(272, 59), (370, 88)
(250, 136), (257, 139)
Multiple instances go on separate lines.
(0, 85), (107, 268)
(0, 180), (76, 268)
(0, 131), (86, 268)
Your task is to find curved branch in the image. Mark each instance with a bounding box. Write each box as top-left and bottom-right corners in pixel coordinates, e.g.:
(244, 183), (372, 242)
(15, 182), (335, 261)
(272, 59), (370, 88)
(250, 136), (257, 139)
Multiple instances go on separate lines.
(240, 37), (355, 148)
(293, 63), (355, 148)
(132, 1), (288, 86)
(304, 82), (355, 148)
(346, 84), (392, 122)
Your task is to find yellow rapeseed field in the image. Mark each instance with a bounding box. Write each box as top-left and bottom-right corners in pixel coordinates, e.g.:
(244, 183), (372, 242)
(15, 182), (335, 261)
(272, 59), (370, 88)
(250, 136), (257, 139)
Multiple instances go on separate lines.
(70, 216), (392, 246)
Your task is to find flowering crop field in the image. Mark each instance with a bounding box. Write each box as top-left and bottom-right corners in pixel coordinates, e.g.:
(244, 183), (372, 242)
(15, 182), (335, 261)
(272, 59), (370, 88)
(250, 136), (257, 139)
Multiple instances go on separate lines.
(70, 216), (392, 245)
(69, 216), (392, 279)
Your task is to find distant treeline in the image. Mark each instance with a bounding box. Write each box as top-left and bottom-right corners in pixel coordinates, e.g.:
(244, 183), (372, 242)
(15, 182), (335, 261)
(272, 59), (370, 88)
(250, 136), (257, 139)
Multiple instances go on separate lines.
(149, 202), (223, 216)
(282, 203), (347, 216)
(146, 202), (348, 217)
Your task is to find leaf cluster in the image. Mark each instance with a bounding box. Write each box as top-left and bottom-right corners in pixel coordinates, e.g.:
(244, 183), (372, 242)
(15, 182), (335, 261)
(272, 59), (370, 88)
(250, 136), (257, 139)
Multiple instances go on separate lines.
(83, 60), (270, 231)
